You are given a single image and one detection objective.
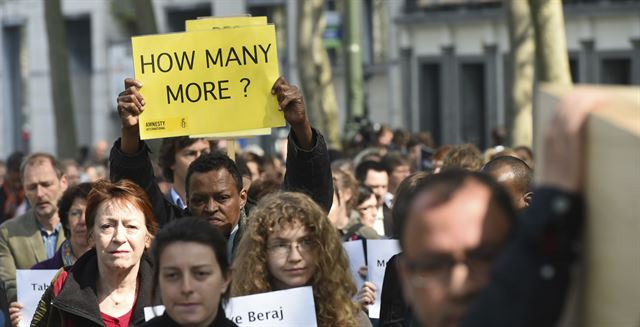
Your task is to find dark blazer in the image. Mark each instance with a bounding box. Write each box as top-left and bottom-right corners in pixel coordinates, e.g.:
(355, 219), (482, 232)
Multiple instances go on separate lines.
(31, 248), (159, 327)
(31, 246), (64, 270)
(461, 188), (583, 327)
(141, 310), (238, 327)
(379, 254), (412, 327)
(0, 210), (66, 302)
(109, 128), (334, 256)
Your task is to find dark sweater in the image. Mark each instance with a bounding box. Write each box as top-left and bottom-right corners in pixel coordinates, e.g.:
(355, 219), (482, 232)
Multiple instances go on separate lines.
(141, 310), (237, 327)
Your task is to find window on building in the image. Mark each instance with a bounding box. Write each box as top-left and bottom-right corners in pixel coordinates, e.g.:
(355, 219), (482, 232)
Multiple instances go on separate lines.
(419, 63), (442, 145)
(66, 16), (93, 148)
(600, 57), (631, 85)
(166, 4), (212, 32)
(2, 25), (25, 153)
(460, 62), (486, 148)
(569, 56), (579, 83)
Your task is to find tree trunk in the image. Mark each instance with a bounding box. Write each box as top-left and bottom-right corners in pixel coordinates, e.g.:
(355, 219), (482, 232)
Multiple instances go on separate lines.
(529, 0), (573, 85)
(132, 0), (163, 158)
(506, 0), (535, 147)
(132, 0), (158, 35)
(345, 0), (364, 123)
(44, 0), (77, 159)
(297, 0), (341, 149)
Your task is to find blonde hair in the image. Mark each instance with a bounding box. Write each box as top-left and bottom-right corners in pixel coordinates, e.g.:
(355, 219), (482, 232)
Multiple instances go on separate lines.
(232, 192), (360, 327)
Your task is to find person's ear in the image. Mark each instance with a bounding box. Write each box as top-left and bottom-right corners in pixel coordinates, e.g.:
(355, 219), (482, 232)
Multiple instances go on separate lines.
(342, 188), (353, 204)
(238, 188), (248, 210)
(145, 233), (153, 249)
(59, 175), (69, 192)
(522, 192), (533, 208)
(222, 270), (232, 294)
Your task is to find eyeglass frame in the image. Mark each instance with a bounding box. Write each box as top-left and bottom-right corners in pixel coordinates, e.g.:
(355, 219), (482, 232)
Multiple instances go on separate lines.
(400, 246), (500, 288)
(266, 238), (317, 257)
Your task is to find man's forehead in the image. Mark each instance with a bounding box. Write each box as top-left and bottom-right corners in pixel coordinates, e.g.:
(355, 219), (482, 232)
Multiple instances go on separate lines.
(23, 161), (58, 180)
(393, 165), (410, 172)
(403, 182), (510, 252)
(406, 183), (490, 231)
(189, 169), (238, 191)
(366, 169), (388, 181)
(181, 139), (210, 151)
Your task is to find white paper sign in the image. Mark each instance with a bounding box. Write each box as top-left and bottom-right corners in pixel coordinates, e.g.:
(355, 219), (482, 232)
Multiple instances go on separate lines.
(145, 286), (317, 326)
(366, 239), (401, 319)
(144, 305), (166, 322)
(16, 269), (58, 327)
(343, 240), (366, 291)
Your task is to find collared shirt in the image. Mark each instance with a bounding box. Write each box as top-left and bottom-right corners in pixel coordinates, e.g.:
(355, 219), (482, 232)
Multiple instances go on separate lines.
(37, 221), (62, 259)
(384, 192), (394, 209)
(373, 205), (386, 236)
(169, 187), (187, 210)
(227, 224), (239, 261)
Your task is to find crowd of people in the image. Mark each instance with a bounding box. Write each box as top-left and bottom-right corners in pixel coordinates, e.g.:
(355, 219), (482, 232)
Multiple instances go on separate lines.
(0, 75), (600, 327)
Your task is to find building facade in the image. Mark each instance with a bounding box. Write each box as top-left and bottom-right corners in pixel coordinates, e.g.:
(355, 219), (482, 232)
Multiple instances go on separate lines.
(1, 0), (639, 157)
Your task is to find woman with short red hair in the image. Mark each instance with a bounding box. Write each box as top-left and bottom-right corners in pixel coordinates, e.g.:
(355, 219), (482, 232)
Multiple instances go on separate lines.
(32, 179), (160, 327)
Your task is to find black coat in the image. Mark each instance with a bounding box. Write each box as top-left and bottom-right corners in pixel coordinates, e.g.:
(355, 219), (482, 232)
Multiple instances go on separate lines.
(109, 128), (334, 255)
(461, 188), (583, 327)
(141, 310), (237, 327)
(31, 249), (160, 327)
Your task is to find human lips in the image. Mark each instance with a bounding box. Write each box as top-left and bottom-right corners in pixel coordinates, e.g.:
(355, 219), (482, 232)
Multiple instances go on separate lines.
(174, 302), (202, 312)
(109, 250), (130, 256)
(285, 267), (307, 275)
(205, 216), (227, 225)
(35, 202), (51, 209)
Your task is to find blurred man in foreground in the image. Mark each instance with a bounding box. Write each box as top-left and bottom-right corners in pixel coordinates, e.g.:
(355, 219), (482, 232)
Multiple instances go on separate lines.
(398, 88), (601, 326)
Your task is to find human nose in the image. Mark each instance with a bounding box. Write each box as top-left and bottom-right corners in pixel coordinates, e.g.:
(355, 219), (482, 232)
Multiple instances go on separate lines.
(35, 185), (46, 198)
(181, 275), (194, 295)
(112, 224), (126, 243)
(287, 243), (304, 261)
(204, 198), (218, 213)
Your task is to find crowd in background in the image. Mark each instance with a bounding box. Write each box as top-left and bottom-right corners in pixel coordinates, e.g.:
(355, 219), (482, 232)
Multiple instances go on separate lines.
(0, 77), (597, 327)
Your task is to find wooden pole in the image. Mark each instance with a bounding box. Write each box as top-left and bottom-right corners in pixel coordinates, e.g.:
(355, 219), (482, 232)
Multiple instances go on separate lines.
(226, 139), (236, 162)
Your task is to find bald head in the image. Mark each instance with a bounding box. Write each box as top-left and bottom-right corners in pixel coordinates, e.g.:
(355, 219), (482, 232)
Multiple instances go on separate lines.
(481, 156), (532, 210)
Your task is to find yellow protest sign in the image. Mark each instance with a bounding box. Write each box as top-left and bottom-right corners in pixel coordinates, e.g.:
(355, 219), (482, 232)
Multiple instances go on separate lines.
(185, 16), (272, 139)
(132, 24), (285, 140)
(186, 16), (267, 30)
(190, 128), (272, 139)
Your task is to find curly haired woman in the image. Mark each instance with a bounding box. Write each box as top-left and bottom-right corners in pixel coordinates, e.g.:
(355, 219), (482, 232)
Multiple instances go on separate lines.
(232, 192), (371, 327)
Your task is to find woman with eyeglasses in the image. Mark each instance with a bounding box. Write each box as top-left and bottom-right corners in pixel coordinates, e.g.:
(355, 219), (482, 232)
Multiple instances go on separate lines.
(342, 185), (382, 241)
(232, 192), (372, 327)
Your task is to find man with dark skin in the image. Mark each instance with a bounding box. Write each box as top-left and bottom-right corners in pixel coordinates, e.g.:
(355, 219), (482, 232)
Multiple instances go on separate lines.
(481, 155), (533, 211)
(110, 77), (333, 256)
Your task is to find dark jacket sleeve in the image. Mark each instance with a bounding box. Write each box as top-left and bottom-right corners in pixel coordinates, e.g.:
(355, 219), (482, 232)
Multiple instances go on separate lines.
(109, 139), (177, 227)
(461, 188), (583, 327)
(30, 284), (52, 327)
(282, 128), (334, 213)
(379, 254), (410, 327)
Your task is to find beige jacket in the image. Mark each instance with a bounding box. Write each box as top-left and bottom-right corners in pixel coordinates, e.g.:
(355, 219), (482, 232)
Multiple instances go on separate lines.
(0, 210), (66, 302)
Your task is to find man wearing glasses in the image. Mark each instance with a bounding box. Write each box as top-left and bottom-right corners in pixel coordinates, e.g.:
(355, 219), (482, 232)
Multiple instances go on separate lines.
(396, 89), (593, 326)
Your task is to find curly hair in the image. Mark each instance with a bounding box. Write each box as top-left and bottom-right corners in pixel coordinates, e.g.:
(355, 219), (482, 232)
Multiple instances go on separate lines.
(441, 143), (484, 172)
(232, 192), (361, 327)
